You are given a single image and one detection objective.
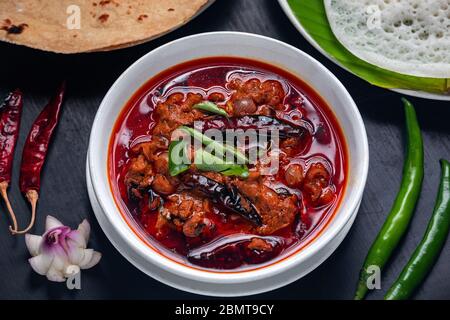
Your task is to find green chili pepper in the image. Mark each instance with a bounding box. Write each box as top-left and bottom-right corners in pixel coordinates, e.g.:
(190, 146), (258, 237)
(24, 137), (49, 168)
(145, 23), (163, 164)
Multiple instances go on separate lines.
(180, 126), (248, 164)
(168, 136), (249, 178)
(385, 159), (450, 300)
(194, 148), (249, 178)
(193, 101), (229, 117)
(354, 98), (424, 300)
(168, 140), (190, 176)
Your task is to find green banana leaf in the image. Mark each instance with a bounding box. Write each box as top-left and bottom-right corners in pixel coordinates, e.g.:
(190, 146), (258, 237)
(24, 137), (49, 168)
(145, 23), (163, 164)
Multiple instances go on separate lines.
(287, 0), (450, 94)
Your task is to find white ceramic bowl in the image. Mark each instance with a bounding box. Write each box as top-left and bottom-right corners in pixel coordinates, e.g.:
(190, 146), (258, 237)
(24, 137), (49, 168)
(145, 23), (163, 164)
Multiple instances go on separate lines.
(87, 32), (369, 296)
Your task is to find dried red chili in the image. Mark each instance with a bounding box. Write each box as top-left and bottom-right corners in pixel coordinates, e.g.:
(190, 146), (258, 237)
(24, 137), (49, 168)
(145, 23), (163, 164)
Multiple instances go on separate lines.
(0, 90), (23, 232)
(12, 82), (66, 235)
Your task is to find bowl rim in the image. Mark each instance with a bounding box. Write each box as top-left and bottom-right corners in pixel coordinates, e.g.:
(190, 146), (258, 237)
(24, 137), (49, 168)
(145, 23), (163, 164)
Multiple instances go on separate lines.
(88, 31), (369, 284)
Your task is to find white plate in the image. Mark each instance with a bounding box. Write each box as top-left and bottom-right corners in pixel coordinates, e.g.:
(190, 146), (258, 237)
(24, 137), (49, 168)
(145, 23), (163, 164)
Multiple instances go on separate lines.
(277, 0), (450, 101)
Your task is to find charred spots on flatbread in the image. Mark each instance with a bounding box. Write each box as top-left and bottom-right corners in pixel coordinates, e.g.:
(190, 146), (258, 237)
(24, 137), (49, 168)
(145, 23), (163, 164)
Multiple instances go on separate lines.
(1, 19), (28, 35)
(137, 14), (148, 22)
(99, 0), (119, 7)
(98, 14), (110, 23)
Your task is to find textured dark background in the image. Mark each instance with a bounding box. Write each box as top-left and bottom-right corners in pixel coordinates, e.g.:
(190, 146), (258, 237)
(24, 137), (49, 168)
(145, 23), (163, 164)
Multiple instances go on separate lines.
(0, 0), (449, 300)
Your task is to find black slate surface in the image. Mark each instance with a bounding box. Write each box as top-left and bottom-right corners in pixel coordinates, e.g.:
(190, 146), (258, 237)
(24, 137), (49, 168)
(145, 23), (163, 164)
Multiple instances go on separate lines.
(0, 0), (449, 300)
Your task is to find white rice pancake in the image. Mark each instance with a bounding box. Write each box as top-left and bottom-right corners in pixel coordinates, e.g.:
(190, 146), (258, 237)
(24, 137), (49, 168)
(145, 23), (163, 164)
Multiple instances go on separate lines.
(324, 0), (450, 78)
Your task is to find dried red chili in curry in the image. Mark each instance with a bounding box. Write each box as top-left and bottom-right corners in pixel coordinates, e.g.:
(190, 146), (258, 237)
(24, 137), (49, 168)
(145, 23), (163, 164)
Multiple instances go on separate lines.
(109, 57), (347, 270)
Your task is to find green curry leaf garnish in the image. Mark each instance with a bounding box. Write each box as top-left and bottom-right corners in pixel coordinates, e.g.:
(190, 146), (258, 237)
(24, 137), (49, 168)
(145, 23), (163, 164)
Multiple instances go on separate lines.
(193, 101), (229, 117)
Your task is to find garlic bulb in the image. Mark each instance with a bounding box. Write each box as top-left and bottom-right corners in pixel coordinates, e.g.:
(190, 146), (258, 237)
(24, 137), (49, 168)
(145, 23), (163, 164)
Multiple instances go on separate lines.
(25, 215), (101, 282)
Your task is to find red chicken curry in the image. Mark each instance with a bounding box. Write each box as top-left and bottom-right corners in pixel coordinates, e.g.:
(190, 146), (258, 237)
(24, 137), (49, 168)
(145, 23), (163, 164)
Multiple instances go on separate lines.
(109, 57), (347, 270)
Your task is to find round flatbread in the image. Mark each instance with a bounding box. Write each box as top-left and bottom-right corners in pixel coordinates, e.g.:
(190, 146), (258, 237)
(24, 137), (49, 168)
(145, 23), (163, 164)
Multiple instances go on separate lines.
(0, 0), (211, 53)
(324, 0), (450, 78)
